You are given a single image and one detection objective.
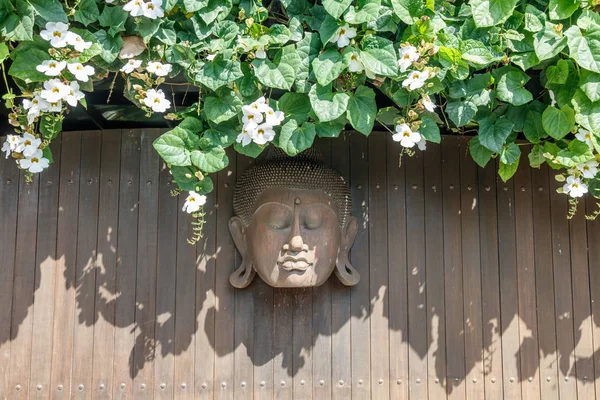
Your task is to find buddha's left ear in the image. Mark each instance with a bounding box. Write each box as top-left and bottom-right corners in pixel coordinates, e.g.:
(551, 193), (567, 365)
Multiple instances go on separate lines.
(229, 216), (256, 288)
(335, 216), (360, 286)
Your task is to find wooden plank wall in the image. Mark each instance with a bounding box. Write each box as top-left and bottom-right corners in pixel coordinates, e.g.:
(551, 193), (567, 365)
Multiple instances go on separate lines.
(0, 131), (599, 400)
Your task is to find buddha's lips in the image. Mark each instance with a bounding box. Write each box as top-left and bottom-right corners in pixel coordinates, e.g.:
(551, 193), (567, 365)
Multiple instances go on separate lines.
(277, 256), (313, 271)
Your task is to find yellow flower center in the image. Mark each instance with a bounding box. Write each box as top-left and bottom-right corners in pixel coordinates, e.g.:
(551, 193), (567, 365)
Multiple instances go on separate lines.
(31, 157), (39, 163)
(49, 62), (56, 68)
(148, 4), (154, 9)
(52, 87), (60, 93)
(573, 183), (579, 188)
(24, 140), (31, 146)
(154, 98), (161, 103)
(53, 31), (61, 37)
(584, 166), (590, 171)
(248, 114), (254, 120)
(403, 131), (410, 137)
(258, 129), (264, 135)
(412, 73), (419, 79)
(339, 29), (346, 35)
(189, 197), (196, 202)
(76, 65), (83, 70)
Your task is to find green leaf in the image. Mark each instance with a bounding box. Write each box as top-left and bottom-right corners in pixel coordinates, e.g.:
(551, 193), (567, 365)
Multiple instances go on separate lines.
(94, 29), (123, 63)
(268, 24), (291, 44)
(312, 49), (346, 86)
(571, 89), (600, 134)
(73, 0), (99, 25)
(98, 5), (128, 37)
(179, 116), (203, 134)
(234, 141), (265, 158)
(0, 43), (8, 62)
(153, 133), (191, 166)
(315, 119), (345, 137)
(346, 85), (376, 135)
(542, 105), (575, 139)
(511, 52), (540, 71)
(359, 35), (398, 76)
(39, 114), (61, 140)
(0, 0), (34, 41)
(323, 0), (353, 19)
(8, 48), (48, 83)
(318, 14), (342, 45)
(534, 22), (568, 61)
(469, 136), (493, 167)
(500, 143), (521, 164)
(528, 144), (545, 168)
(203, 87), (242, 124)
(548, 0), (581, 20)
(309, 83), (350, 122)
(523, 110), (547, 143)
(277, 120), (317, 155)
(278, 92), (311, 124)
(344, 0), (381, 24)
(460, 39), (503, 68)
(420, 116), (440, 143)
(27, 0), (67, 22)
(196, 57), (243, 91)
(579, 70), (600, 102)
(191, 147), (228, 173)
(390, 0), (426, 25)
(470, 0), (517, 27)
(524, 5), (545, 33)
(42, 146), (53, 164)
(499, 157), (519, 182)
(564, 24), (600, 74)
(295, 32), (321, 92)
(252, 53), (297, 90)
(497, 69), (533, 106)
(478, 115), (514, 153)
(446, 100), (477, 127)
(545, 59), (569, 85)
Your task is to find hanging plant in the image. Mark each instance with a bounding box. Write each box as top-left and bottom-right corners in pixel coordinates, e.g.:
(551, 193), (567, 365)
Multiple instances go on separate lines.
(1, 0), (600, 243)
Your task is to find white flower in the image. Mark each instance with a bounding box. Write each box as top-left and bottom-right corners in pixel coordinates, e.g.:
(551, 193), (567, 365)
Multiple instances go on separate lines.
(253, 123), (276, 145)
(402, 70), (430, 91)
(146, 61), (172, 77)
(264, 107), (285, 126)
(23, 94), (51, 124)
(392, 123), (422, 148)
(46, 100), (62, 113)
(246, 96), (270, 114)
(237, 36), (253, 52)
(576, 160), (599, 179)
(575, 128), (594, 148)
(66, 32), (92, 52)
(18, 133), (42, 157)
(422, 94), (436, 112)
(417, 136), (427, 151)
(67, 63), (95, 82)
(65, 81), (85, 107)
(1, 135), (21, 158)
(241, 108), (263, 129)
(18, 149), (49, 173)
(182, 191), (207, 213)
(143, 0), (164, 19)
(40, 79), (70, 102)
(254, 46), (267, 59)
(1, 140), (11, 159)
(236, 126), (256, 147)
(348, 52), (364, 73)
(120, 59), (143, 74)
(398, 45), (420, 72)
(549, 90), (557, 107)
(206, 53), (217, 61)
(123, 0), (145, 16)
(330, 24), (357, 48)
(563, 175), (588, 198)
(143, 88), (171, 112)
(36, 60), (67, 76)
(40, 22), (70, 48)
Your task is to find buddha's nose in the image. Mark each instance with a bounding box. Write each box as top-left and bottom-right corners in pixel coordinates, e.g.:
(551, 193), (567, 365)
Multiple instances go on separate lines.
(288, 235), (304, 251)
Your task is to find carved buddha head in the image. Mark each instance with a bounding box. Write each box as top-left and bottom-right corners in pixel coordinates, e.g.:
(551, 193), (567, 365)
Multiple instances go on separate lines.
(229, 148), (360, 288)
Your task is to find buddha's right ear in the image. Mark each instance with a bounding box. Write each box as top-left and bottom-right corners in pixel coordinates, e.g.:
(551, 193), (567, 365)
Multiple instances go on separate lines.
(335, 216), (360, 286)
(229, 216), (255, 288)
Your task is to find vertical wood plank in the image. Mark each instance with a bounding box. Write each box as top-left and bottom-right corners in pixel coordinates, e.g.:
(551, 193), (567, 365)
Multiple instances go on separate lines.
(570, 200), (595, 400)
(0, 137), (20, 397)
(548, 169), (577, 400)
(132, 129), (161, 398)
(153, 152), (178, 399)
(213, 150), (236, 400)
(292, 288), (313, 399)
(50, 131), (82, 398)
(477, 152), (503, 400)
(252, 275), (273, 400)
(195, 165), (218, 400)
(9, 167), (40, 400)
(585, 196), (600, 399)
(441, 135), (466, 400)
(405, 145), (427, 400)
(273, 288), (293, 400)
(531, 164), (559, 400)
(349, 132), (371, 399)
(28, 137), (61, 399)
(173, 185), (198, 400)
(368, 132), (390, 399)
(423, 141), (447, 399)
(92, 129), (122, 400)
(458, 137), (485, 400)
(312, 138), (332, 400)
(496, 159), (522, 400)
(112, 130), (141, 399)
(233, 152), (254, 400)
(330, 133), (353, 400)
(71, 130), (102, 399)
(513, 148), (541, 400)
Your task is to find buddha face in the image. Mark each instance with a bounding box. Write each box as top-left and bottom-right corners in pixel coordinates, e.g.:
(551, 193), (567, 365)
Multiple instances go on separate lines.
(229, 187), (359, 288)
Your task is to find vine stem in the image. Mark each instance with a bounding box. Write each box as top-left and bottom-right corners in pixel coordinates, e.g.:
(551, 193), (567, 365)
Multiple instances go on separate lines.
(1, 62), (12, 96)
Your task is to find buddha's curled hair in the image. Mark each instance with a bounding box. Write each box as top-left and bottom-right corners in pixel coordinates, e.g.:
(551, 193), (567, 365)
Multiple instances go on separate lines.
(233, 147), (352, 228)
